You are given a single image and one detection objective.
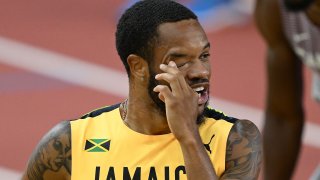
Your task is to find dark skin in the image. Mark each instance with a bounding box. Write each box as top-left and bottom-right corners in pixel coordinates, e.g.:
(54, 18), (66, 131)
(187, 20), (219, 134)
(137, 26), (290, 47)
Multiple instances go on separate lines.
(22, 19), (262, 180)
(22, 121), (71, 180)
(255, 0), (320, 179)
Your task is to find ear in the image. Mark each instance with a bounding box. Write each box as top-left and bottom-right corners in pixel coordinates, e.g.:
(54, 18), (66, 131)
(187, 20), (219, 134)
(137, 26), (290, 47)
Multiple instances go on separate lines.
(127, 54), (149, 79)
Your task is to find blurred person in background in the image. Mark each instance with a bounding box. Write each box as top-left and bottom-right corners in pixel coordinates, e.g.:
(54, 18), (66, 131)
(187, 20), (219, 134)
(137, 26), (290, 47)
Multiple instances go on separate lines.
(255, 0), (320, 179)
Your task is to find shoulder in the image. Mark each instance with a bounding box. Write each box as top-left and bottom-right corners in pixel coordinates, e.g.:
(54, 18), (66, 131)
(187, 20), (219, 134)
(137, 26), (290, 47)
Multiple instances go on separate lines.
(79, 103), (121, 119)
(221, 119), (262, 179)
(201, 107), (238, 137)
(227, 119), (261, 154)
(22, 121), (71, 180)
(32, 120), (71, 153)
(203, 107), (238, 123)
(229, 119), (261, 139)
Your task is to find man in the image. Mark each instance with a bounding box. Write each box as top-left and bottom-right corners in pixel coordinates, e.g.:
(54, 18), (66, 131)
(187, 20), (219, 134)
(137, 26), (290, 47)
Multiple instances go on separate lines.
(255, 0), (320, 179)
(23, 1), (262, 179)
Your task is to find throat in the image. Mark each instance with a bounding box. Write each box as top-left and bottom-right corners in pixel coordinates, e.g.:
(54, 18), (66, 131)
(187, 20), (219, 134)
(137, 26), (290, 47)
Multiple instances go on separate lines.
(119, 99), (171, 135)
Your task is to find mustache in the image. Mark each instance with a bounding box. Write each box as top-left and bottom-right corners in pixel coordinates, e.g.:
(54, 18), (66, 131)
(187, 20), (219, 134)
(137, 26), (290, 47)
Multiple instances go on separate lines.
(188, 78), (209, 86)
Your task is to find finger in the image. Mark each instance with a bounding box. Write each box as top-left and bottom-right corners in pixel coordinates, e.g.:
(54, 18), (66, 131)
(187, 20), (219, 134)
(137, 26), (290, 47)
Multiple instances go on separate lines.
(158, 61), (187, 95)
(168, 60), (177, 68)
(155, 73), (183, 95)
(153, 85), (173, 102)
(160, 61), (193, 93)
(158, 92), (165, 102)
(168, 61), (193, 93)
(159, 61), (179, 74)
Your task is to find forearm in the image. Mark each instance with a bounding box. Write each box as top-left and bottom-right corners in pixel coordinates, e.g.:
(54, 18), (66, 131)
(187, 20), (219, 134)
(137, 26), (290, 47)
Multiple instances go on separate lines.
(263, 111), (304, 180)
(178, 133), (218, 180)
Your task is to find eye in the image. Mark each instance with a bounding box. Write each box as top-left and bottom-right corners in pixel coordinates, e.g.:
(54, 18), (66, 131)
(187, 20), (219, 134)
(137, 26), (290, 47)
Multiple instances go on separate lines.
(176, 61), (188, 68)
(200, 53), (210, 60)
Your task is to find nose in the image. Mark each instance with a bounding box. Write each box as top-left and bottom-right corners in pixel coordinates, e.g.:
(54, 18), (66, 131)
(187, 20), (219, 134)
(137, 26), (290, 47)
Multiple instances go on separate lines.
(187, 60), (210, 80)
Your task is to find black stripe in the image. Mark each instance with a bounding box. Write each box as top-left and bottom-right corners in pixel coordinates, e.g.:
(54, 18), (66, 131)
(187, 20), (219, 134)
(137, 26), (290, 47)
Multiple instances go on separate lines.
(203, 107), (238, 123)
(78, 104), (237, 123)
(80, 103), (121, 119)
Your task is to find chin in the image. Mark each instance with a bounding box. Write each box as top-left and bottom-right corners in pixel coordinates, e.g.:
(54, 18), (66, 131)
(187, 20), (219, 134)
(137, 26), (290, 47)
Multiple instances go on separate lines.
(196, 101), (209, 124)
(198, 103), (206, 113)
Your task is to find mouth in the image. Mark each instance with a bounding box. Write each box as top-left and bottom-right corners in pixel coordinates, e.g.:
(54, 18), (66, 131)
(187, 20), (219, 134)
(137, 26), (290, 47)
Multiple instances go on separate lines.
(191, 84), (209, 105)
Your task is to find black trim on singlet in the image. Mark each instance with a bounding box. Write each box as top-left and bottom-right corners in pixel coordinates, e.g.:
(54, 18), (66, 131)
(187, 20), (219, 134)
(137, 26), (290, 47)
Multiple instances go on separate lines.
(203, 107), (238, 124)
(80, 103), (121, 119)
(78, 103), (237, 123)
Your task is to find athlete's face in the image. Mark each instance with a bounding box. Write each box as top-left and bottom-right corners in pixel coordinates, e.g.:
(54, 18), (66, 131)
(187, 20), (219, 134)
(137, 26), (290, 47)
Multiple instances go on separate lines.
(147, 19), (211, 123)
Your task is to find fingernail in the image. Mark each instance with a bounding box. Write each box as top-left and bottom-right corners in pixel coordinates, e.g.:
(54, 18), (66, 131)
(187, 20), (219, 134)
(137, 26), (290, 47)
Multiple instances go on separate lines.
(160, 64), (165, 68)
(170, 61), (176, 66)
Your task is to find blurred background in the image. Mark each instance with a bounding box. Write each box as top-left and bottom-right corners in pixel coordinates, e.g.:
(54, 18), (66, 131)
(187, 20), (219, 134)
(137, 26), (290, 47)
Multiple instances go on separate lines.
(0, 0), (318, 179)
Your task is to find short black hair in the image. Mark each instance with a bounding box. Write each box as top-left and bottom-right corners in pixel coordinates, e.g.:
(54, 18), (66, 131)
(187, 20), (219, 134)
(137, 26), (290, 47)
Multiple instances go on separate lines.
(116, 0), (198, 77)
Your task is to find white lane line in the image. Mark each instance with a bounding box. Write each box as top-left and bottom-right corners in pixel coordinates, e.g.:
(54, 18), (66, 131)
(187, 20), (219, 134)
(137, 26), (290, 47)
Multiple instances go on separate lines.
(0, 37), (128, 97)
(0, 167), (21, 179)
(0, 36), (319, 149)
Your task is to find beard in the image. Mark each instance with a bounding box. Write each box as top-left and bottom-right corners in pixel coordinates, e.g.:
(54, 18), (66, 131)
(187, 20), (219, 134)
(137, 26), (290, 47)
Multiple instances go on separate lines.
(147, 67), (209, 124)
(147, 68), (166, 114)
(284, 0), (314, 11)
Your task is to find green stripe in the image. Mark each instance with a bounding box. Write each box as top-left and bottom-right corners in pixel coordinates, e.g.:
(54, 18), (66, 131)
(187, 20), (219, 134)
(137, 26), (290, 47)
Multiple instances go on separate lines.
(91, 139), (108, 144)
(88, 146), (106, 152)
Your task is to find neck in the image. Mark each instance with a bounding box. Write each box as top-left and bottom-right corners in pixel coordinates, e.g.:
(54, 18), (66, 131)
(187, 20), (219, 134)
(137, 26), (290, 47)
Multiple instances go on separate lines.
(121, 93), (171, 135)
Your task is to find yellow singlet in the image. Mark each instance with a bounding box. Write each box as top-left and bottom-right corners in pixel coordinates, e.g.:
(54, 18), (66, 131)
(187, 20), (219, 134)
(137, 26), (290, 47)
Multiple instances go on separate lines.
(71, 104), (236, 180)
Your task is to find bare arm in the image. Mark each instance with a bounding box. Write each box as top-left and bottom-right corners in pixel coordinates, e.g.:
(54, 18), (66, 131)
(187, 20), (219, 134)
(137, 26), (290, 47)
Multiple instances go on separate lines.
(178, 130), (219, 180)
(220, 120), (262, 180)
(22, 121), (71, 180)
(255, 0), (304, 179)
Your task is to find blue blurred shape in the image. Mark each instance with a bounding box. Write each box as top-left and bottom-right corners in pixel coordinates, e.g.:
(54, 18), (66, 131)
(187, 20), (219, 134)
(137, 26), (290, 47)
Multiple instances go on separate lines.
(122, 0), (232, 12)
(182, 0), (231, 11)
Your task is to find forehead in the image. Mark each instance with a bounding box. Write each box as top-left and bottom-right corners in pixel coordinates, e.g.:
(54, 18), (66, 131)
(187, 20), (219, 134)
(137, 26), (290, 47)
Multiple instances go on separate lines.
(156, 19), (208, 49)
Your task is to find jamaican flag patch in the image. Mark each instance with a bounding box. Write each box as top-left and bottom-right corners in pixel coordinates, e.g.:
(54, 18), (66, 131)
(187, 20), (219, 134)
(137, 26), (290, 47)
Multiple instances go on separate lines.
(84, 139), (111, 152)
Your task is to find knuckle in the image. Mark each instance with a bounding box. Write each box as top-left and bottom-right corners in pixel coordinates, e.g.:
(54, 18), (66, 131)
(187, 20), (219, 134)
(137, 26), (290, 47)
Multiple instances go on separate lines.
(173, 71), (182, 76)
(167, 76), (175, 82)
(159, 86), (167, 91)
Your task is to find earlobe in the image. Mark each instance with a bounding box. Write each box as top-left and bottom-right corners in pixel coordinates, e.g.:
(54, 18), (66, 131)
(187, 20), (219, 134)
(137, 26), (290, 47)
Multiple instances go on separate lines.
(127, 54), (148, 79)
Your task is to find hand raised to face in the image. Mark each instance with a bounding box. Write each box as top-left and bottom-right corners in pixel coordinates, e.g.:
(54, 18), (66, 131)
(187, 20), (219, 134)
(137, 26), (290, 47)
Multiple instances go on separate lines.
(153, 61), (200, 142)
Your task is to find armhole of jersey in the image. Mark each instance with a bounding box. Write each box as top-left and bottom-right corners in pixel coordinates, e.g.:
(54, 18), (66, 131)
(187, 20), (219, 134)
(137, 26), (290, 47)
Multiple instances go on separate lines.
(204, 106), (238, 123)
(203, 107), (237, 177)
(219, 121), (234, 176)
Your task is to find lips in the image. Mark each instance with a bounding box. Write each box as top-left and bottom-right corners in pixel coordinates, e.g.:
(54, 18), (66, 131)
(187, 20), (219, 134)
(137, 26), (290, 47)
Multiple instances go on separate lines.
(191, 84), (209, 105)
(198, 89), (209, 105)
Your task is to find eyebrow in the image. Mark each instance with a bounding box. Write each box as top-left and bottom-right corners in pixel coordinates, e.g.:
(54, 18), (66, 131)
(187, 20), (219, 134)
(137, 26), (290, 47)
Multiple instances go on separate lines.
(168, 53), (188, 59)
(166, 42), (211, 60)
(203, 42), (210, 50)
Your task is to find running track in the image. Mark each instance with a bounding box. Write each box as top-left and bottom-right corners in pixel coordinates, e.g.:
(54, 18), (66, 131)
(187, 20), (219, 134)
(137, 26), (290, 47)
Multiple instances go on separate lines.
(0, 0), (318, 179)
